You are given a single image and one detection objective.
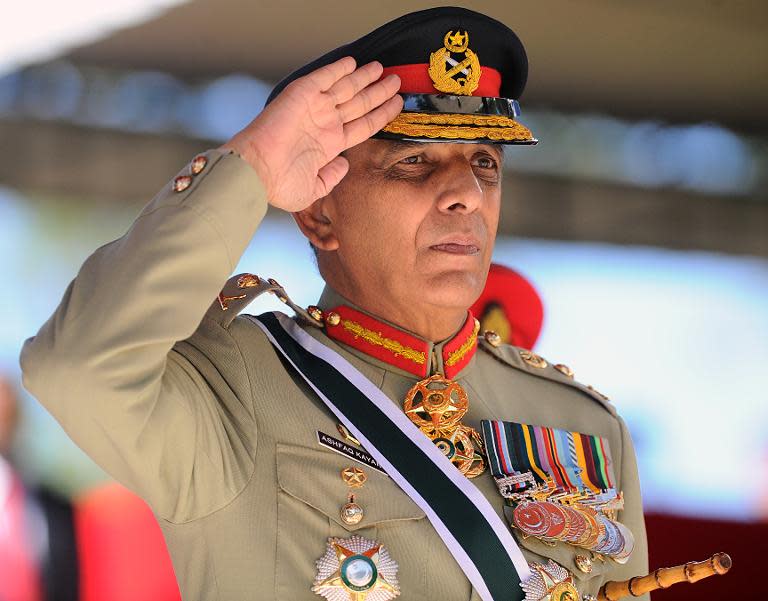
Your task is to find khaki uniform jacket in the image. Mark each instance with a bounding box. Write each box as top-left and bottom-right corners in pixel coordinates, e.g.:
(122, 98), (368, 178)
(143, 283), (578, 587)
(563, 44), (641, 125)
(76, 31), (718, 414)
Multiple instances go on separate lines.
(20, 149), (649, 601)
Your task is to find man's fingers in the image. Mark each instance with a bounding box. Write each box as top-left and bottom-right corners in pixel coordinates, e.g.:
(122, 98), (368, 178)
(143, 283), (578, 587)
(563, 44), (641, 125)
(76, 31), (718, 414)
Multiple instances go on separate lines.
(337, 74), (401, 123)
(325, 61), (384, 106)
(304, 56), (357, 92)
(343, 95), (404, 148)
(314, 155), (350, 199)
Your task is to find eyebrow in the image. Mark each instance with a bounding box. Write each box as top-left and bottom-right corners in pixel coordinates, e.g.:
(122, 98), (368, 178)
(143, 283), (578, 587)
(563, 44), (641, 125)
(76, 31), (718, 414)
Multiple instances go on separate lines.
(378, 140), (504, 162)
(378, 141), (427, 162)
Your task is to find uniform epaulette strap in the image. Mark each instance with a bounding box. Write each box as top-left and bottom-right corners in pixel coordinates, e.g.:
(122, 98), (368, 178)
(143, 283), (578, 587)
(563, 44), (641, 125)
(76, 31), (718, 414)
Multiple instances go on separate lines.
(478, 338), (616, 416)
(205, 273), (324, 329)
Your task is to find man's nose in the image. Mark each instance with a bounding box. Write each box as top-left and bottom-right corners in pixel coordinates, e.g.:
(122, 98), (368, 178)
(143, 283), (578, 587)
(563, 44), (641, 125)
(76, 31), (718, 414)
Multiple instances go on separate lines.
(433, 159), (484, 214)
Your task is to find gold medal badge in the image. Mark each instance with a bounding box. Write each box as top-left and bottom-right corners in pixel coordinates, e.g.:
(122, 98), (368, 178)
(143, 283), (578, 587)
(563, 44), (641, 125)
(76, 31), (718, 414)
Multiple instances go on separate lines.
(428, 30), (482, 95)
(403, 374), (486, 478)
(313, 535), (400, 601)
(521, 560), (580, 601)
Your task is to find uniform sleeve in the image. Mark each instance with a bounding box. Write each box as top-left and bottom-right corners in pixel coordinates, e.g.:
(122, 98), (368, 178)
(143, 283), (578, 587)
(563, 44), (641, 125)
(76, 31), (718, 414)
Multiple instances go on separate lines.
(19, 149), (268, 522)
(606, 414), (651, 599)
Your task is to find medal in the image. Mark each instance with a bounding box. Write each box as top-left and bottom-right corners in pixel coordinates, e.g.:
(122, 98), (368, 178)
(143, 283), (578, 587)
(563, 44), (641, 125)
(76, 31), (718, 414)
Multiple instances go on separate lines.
(559, 505), (587, 544)
(572, 506), (600, 549)
(403, 375), (486, 478)
(506, 483), (633, 559)
(340, 467), (367, 526)
(520, 560), (579, 601)
(403, 374), (468, 430)
(340, 501), (364, 526)
(482, 419), (636, 562)
(594, 514), (623, 556)
(512, 501), (553, 538)
(539, 502), (569, 540)
(313, 535), (400, 601)
(612, 520), (636, 564)
(511, 500), (574, 543)
(341, 467), (367, 488)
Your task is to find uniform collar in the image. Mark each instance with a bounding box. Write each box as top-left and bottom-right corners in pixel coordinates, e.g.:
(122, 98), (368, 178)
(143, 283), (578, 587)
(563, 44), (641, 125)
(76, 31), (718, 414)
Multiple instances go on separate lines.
(316, 286), (479, 380)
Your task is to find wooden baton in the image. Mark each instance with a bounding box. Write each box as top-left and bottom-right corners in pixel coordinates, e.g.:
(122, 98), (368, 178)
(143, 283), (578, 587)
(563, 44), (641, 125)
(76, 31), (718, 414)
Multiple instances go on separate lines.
(597, 552), (732, 600)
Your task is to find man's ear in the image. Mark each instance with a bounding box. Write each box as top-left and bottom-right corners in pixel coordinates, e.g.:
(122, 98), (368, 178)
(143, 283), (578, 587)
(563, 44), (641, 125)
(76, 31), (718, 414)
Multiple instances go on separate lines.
(292, 196), (340, 251)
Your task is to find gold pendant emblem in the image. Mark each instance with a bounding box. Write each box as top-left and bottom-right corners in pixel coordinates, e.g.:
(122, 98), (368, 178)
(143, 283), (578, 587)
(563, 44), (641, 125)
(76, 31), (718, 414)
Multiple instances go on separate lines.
(340, 467), (367, 526)
(341, 499), (364, 525)
(403, 374), (486, 478)
(403, 374), (469, 431)
(313, 535), (400, 601)
(428, 30), (482, 95)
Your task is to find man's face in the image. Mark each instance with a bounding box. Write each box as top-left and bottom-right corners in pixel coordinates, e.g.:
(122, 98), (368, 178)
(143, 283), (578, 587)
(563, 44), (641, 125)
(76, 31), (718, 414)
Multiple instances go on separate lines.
(321, 139), (503, 313)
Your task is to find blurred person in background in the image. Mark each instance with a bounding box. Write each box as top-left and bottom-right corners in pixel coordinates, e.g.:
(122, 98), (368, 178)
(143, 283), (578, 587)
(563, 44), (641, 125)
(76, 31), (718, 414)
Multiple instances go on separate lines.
(470, 263), (543, 350)
(0, 376), (78, 601)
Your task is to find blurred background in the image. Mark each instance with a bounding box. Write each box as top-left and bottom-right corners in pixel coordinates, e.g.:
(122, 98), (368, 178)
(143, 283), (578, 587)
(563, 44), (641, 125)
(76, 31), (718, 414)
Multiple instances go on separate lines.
(0, 1), (766, 599)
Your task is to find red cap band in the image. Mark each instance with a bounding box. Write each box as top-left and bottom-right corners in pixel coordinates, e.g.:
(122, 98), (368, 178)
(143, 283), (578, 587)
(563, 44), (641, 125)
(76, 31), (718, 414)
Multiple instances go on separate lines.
(382, 64), (502, 97)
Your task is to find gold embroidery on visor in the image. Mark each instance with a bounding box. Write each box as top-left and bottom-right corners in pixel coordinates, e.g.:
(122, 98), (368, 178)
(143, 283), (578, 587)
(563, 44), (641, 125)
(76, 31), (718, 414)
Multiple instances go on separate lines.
(382, 112), (534, 142)
(385, 112), (521, 127)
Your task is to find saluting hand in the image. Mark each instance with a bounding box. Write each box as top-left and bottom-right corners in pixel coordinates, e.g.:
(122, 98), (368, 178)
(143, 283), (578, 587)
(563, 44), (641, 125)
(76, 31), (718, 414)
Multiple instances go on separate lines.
(222, 57), (403, 212)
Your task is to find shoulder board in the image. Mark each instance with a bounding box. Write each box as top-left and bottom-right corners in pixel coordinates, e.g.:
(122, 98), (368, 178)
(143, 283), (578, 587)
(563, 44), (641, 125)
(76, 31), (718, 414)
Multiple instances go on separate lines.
(204, 273), (324, 329)
(478, 338), (616, 416)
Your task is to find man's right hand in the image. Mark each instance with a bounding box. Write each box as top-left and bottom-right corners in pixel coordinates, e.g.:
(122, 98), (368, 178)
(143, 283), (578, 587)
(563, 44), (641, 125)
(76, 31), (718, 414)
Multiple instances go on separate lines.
(221, 57), (402, 213)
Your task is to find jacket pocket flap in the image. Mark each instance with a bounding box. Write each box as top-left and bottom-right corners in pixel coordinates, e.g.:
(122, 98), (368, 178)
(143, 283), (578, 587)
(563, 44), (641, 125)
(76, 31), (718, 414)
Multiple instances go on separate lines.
(276, 443), (426, 531)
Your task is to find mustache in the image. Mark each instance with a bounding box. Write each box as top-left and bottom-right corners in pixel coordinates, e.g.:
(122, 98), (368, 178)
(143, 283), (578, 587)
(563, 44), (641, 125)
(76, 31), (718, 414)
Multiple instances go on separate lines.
(426, 218), (489, 247)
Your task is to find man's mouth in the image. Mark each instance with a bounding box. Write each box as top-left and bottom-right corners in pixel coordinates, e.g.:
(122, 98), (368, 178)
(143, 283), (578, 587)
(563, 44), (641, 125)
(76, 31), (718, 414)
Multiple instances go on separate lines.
(430, 243), (481, 255)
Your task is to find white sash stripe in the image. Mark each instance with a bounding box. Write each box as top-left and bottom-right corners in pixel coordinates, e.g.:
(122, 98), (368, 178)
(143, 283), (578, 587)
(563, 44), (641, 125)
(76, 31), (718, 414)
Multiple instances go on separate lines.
(251, 313), (531, 600)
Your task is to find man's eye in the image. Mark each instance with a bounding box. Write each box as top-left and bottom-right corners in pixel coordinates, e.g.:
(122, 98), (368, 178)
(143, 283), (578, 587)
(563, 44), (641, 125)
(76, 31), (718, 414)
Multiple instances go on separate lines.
(475, 156), (497, 169)
(399, 155), (422, 165)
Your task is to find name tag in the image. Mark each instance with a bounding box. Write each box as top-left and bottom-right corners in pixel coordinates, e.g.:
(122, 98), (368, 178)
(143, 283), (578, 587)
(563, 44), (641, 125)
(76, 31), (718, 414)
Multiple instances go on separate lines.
(316, 431), (387, 474)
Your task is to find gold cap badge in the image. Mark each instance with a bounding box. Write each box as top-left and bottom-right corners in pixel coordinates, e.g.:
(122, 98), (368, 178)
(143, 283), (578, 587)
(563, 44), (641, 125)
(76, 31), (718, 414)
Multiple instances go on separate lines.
(428, 30), (482, 95)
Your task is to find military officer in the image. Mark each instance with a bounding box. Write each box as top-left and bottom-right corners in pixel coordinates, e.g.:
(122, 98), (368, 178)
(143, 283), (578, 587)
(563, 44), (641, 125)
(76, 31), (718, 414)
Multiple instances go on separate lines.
(20, 7), (648, 601)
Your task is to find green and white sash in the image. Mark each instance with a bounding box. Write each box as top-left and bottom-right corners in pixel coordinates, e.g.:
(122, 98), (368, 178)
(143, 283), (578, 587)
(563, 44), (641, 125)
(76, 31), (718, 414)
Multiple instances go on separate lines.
(252, 312), (530, 601)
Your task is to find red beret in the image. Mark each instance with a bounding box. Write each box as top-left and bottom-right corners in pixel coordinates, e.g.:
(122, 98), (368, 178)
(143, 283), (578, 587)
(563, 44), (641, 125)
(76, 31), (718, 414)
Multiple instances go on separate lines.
(471, 263), (544, 350)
